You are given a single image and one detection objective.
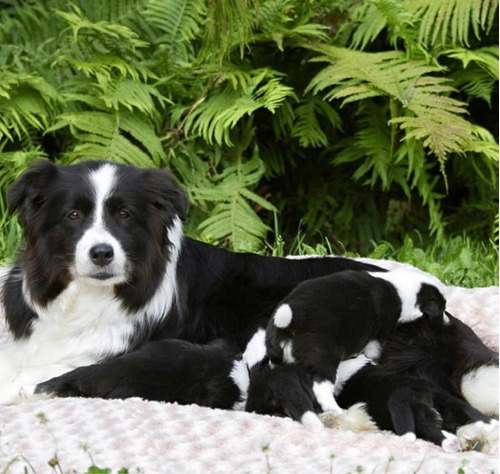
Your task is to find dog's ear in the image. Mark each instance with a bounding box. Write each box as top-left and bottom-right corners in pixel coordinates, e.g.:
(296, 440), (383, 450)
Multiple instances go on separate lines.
(8, 160), (58, 219)
(417, 283), (446, 320)
(420, 299), (443, 319)
(143, 168), (189, 221)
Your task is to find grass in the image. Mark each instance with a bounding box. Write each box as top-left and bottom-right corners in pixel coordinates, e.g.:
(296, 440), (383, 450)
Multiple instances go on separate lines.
(264, 229), (499, 288)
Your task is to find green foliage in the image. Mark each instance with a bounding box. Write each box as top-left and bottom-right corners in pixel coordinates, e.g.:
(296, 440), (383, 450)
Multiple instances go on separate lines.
(0, 0), (497, 284)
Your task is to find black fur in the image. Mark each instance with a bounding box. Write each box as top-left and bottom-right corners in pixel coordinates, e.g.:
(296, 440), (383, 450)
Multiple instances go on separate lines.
(335, 312), (497, 446)
(37, 338), (241, 409)
(265, 270), (445, 394)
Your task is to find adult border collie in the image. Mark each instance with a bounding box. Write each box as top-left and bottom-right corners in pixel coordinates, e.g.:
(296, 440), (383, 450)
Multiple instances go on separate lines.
(0, 159), (380, 403)
(1, 159), (498, 422)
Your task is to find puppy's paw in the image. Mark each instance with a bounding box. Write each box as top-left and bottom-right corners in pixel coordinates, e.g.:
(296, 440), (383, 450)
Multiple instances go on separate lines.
(401, 432), (417, 443)
(320, 403), (378, 433)
(441, 431), (462, 453)
(457, 420), (499, 452)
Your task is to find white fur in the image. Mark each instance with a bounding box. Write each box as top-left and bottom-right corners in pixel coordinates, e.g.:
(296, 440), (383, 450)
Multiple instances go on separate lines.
(369, 268), (445, 323)
(74, 164), (127, 284)
(313, 380), (342, 414)
(274, 304), (293, 329)
(230, 358), (249, 411)
(441, 430), (461, 452)
(363, 340), (381, 360)
(301, 410), (324, 428)
(242, 328), (266, 369)
(0, 279), (136, 403)
(334, 354), (372, 396)
(457, 420), (499, 452)
(461, 365), (499, 416)
(143, 217), (183, 321)
(401, 432), (417, 442)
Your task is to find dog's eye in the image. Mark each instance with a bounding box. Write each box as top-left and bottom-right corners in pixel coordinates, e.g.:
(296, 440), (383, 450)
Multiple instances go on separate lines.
(67, 210), (82, 220)
(118, 209), (130, 219)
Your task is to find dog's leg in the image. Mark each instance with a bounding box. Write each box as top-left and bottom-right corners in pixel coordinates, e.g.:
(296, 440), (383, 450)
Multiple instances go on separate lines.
(313, 378), (343, 415)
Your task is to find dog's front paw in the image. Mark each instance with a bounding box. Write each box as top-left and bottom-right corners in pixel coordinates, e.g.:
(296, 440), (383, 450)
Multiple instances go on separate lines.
(35, 369), (90, 398)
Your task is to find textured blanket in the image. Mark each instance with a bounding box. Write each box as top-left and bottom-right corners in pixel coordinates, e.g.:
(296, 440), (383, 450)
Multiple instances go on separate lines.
(0, 263), (498, 474)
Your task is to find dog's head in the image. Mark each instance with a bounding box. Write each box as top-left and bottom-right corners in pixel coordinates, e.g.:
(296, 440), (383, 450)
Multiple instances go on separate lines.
(8, 160), (188, 304)
(245, 361), (319, 421)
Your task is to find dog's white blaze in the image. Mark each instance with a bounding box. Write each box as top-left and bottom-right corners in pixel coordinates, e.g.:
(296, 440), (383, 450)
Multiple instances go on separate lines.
(301, 411), (323, 428)
(461, 365), (499, 416)
(143, 217), (183, 324)
(334, 354), (372, 396)
(369, 268), (444, 323)
(313, 380), (342, 414)
(242, 328), (266, 368)
(274, 303), (293, 328)
(74, 164), (127, 283)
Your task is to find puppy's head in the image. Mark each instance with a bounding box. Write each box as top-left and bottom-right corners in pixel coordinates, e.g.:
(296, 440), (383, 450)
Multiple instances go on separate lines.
(8, 160), (188, 301)
(245, 362), (319, 421)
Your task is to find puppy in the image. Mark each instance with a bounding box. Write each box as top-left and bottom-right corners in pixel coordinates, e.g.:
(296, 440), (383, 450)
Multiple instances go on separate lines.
(336, 354), (496, 452)
(266, 268), (446, 414)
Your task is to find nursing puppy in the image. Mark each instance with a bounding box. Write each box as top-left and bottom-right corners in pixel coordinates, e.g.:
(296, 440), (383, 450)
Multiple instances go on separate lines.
(266, 268), (446, 415)
(336, 312), (499, 451)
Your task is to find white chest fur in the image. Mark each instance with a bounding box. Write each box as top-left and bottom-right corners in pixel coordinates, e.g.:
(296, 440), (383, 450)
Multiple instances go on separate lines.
(0, 280), (138, 403)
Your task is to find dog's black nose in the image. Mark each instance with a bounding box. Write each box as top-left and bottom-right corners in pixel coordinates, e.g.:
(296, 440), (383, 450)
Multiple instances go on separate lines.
(90, 244), (114, 266)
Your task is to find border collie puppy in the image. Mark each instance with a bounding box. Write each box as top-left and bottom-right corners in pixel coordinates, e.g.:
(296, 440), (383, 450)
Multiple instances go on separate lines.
(37, 338), (242, 409)
(1, 160), (383, 403)
(265, 268), (446, 415)
(336, 312), (499, 451)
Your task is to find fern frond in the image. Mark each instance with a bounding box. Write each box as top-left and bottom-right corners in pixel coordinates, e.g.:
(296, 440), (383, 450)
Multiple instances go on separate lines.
(185, 69), (295, 145)
(101, 79), (167, 115)
(143, 0), (205, 43)
(291, 97), (341, 148)
(409, 0), (498, 46)
(0, 71), (58, 141)
(193, 155), (276, 251)
(306, 46), (474, 168)
(48, 111), (160, 166)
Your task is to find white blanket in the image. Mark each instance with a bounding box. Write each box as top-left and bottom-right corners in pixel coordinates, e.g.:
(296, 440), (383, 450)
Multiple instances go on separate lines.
(0, 281), (498, 473)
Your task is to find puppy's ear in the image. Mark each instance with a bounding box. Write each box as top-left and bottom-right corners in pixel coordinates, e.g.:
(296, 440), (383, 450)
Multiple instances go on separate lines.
(143, 168), (189, 221)
(420, 300), (442, 319)
(8, 160), (58, 219)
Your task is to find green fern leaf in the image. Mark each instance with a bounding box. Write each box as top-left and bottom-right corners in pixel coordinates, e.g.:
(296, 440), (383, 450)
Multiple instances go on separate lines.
(192, 154), (276, 251)
(185, 69), (295, 145)
(306, 45), (473, 169)
(409, 0), (498, 46)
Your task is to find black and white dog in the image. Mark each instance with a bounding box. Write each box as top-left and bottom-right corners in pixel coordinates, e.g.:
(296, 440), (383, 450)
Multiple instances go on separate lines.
(336, 312), (499, 451)
(0, 159), (380, 403)
(265, 268), (447, 415)
(1, 158), (498, 436)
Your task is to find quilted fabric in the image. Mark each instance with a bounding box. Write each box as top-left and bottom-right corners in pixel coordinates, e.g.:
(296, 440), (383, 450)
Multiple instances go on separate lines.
(0, 265), (498, 473)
